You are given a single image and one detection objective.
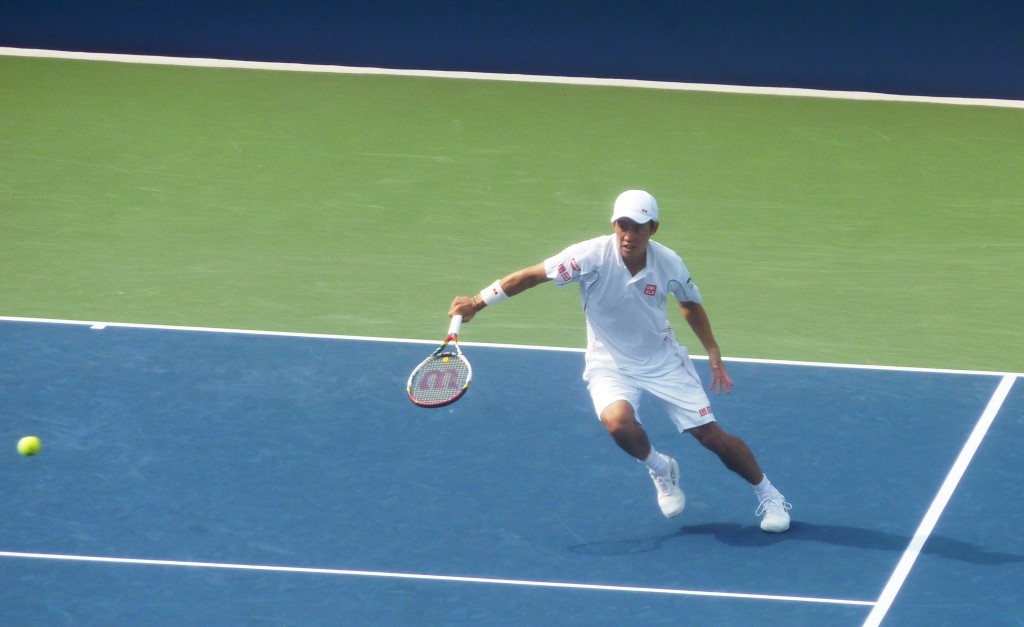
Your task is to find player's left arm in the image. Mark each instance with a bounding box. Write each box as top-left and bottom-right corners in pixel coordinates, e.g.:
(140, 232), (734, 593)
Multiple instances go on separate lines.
(678, 300), (734, 395)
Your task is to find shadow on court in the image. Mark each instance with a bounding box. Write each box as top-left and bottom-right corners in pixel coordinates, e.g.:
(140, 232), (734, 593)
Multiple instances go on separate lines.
(569, 522), (1024, 566)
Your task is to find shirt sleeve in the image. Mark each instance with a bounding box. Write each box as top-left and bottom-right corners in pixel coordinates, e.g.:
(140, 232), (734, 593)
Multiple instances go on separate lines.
(543, 240), (594, 287)
(668, 258), (702, 304)
(670, 277), (702, 303)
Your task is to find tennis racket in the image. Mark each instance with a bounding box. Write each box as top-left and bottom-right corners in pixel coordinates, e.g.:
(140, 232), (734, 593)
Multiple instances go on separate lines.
(407, 315), (472, 408)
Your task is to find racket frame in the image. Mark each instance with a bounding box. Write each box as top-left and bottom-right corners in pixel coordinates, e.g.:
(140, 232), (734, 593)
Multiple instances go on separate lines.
(407, 315), (473, 408)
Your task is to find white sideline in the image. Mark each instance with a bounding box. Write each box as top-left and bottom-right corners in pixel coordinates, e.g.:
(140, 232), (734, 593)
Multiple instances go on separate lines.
(862, 374), (1017, 627)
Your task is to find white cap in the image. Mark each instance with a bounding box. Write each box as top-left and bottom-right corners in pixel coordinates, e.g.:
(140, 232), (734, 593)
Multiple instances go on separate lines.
(610, 190), (659, 224)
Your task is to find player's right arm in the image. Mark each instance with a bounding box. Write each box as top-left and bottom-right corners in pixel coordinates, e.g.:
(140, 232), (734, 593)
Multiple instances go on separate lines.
(449, 263), (550, 322)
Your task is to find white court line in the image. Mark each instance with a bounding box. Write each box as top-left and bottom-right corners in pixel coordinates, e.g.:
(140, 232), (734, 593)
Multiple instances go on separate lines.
(1, 315), (1020, 377)
(2, 46), (1023, 110)
(0, 550), (874, 607)
(862, 374), (1017, 627)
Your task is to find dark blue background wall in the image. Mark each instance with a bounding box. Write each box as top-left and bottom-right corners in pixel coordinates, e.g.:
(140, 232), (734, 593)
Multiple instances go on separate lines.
(2, 0), (1022, 100)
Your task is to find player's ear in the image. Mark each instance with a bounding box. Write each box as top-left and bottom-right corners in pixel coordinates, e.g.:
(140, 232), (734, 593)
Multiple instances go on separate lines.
(649, 220), (659, 235)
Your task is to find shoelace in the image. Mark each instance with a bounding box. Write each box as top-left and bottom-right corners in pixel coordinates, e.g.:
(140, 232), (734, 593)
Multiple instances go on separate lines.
(650, 471), (675, 496)
(756, 495), (792, 517)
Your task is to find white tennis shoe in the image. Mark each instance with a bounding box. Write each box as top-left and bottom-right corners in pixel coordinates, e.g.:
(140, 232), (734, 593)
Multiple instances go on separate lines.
(649, 457), (685, 518)
(757, 493), (792, 533)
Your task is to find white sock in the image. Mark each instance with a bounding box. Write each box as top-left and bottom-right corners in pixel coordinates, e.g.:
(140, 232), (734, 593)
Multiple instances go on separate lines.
(753, 475), (778, 498)
(642, 448), (669, 475)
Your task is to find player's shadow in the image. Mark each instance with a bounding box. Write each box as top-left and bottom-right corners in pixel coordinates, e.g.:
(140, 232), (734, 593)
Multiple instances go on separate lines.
(568, 522), (1024, 566)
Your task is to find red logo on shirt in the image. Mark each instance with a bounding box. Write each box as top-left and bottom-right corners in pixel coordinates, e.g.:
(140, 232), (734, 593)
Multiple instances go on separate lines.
(644, 284), (657, 296)
(699, 406), (712, 417)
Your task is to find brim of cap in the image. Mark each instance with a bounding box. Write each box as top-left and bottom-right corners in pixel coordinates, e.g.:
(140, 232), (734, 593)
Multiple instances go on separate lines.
(610, 211), (656, 224)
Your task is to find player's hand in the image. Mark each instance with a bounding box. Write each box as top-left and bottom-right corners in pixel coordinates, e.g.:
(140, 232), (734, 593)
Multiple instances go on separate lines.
(707, 352), (733, 395)
(449, 296), (479, 322)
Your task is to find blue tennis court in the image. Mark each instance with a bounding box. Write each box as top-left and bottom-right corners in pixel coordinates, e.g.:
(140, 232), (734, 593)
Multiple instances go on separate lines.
(1, 318), (1020, 625)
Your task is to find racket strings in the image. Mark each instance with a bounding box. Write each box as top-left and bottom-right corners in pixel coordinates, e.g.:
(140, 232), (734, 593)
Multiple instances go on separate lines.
(408, 354), (470, 405)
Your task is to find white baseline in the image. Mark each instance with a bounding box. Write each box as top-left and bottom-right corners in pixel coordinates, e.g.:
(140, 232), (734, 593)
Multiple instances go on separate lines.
(1, 315), (1020, 377)
(0, 550), (874, 607)
(1, 46), (1022, 110)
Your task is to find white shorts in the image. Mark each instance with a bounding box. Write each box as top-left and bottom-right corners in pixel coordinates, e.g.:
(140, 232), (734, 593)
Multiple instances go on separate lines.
(584, 350), (715, 432)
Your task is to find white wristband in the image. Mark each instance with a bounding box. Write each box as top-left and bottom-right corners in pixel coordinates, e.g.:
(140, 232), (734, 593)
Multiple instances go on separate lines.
(479, 280), (509, 306)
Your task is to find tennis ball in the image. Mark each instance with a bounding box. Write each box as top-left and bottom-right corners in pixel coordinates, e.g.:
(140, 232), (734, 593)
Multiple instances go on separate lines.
(442, 356), (450, 363)
(17, 436), (41, 456)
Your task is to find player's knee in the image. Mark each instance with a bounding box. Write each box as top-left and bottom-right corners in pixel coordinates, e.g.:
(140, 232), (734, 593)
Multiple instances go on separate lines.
(688, 422), (727, 449)
(600, 401), (636, 435)
(601, 415), (632, 437)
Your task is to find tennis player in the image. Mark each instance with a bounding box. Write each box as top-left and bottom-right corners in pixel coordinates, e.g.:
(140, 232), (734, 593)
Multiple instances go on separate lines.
(449, 190), (791, 532)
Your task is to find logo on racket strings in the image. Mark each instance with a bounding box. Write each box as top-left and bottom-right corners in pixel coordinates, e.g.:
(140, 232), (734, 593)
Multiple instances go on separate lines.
(419, 368), (462, 390)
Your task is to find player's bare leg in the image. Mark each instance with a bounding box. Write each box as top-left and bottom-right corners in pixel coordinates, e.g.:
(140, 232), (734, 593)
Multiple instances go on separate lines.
(688, 421), (791, 532)
(599, 400), (652, 459)
(601, 400), (685, 517)
(686, 421), (763, 484)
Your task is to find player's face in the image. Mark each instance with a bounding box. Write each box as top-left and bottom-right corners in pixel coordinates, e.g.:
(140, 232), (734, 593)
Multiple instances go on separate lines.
(614, 218), (658, 269)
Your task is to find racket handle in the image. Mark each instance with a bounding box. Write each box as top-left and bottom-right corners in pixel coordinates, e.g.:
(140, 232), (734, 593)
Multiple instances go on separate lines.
(448, 314), (463, 337)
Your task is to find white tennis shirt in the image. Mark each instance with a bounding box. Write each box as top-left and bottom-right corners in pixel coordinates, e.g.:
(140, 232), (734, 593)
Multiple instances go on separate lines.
(544, 234), (702, 371)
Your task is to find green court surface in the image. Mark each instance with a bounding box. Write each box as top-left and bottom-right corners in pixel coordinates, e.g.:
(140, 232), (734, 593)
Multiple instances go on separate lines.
(2, 55), (1022, 373)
